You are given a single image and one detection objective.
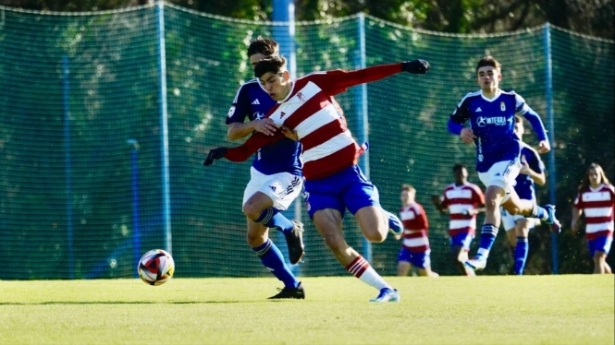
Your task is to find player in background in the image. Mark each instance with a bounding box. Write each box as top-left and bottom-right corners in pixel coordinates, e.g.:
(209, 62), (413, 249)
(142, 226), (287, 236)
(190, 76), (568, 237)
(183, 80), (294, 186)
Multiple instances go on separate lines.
(225, 37), (305, 299)
(571, 163), (614, 274)
(431, 164), (485, 276)
(396, 184), (439, 277)
(501, 116), (546, 275)
(204, 55), (430, 301)
(447, 56), (560, 274)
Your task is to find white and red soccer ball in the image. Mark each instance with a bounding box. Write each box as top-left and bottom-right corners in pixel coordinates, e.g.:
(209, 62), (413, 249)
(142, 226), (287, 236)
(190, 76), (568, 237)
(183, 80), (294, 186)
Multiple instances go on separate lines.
(138, 249), (175, 286)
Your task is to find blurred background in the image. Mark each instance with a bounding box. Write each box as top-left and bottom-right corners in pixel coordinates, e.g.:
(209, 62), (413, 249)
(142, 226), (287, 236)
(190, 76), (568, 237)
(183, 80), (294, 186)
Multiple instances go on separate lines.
(0, 0), (612, 279)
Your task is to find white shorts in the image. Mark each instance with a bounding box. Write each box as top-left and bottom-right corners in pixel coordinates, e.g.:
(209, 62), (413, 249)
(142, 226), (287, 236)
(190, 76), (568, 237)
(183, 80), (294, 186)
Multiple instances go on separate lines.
(501, 207), (540, 231)
(242, 167), (303, 211)
(478, 159), (521, 203)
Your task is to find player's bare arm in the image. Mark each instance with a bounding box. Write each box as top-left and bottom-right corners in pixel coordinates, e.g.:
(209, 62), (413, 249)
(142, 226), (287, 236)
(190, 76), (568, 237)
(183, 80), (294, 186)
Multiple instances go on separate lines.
(227, 118), (277, 141)
(537, 140), (551, 154)
(519, 156), (546, 186)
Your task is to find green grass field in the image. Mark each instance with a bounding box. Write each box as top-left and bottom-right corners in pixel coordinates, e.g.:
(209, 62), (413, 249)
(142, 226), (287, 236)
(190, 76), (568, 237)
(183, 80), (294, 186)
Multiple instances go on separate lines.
(0, 275), (613, 345)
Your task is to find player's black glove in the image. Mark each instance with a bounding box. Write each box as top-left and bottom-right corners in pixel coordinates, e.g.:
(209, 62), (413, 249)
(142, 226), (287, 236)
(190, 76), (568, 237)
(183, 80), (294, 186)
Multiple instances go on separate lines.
(402, 59), (430, 74)
(203, 147), (227, 166)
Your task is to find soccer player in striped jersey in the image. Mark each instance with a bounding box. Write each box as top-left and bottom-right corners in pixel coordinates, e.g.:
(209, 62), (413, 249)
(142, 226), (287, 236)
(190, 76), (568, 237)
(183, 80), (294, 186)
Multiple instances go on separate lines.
(225, 37), (304, 299)
(396, 185), (439, 277)
(447, 56), (561, 273)
(204, 55), (430, 301)
(571, 163), (614, 274)
(432, 164), (485, 276)
(501, 116), (545, 275)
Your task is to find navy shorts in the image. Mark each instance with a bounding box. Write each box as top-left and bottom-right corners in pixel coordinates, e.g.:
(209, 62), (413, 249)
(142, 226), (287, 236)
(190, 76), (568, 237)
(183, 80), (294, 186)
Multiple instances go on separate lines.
(397, 247), (431, 269)
(303, 165), (380, 219)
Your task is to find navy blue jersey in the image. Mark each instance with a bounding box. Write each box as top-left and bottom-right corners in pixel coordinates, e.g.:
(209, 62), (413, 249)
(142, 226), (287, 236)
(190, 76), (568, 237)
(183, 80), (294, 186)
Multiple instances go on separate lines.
(226, 79), (302, 176)
(448, 90), (548, 173)
(514, 142), (544, 201)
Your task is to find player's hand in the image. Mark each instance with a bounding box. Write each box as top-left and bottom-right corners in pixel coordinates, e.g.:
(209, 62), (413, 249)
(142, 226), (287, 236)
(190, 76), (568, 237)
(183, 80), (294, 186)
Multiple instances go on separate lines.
(537, 140), (551, 154)
(431, 195), (442, 206)
(519, 155), (531, 175)
(203, 147), (227, 166)
(460, 127), (475, 144)
(253, 118), (277, 136)
(402, 59), (430, 74)
(281, 126), (299, 141)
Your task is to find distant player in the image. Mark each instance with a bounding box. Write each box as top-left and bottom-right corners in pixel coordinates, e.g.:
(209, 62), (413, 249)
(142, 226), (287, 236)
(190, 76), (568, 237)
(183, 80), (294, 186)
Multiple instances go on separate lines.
(204, 55), (431, 301)
(447, 56), (560, 273)
(432, 164), (485, 276)
(225, 37), (304, 299)
(571, 163), (614, 274)
(501, 116), (545, 275)
(397, 184), (439, 277)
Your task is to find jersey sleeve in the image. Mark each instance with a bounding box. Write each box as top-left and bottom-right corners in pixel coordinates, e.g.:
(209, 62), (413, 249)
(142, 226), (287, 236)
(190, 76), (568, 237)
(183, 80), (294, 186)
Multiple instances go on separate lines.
(573, 192), (583, 209)
(525, 149), (545, 174)
(473, 185), (486, 206)
(417, 204), (429, 230)
(225, 84), (251, 125)
(440, 189), (449, 208)
(448, 97), (471, 134)
(308, 63), (403, 96)
(514, 93), (548, 141)
(224, 131), (285, 162)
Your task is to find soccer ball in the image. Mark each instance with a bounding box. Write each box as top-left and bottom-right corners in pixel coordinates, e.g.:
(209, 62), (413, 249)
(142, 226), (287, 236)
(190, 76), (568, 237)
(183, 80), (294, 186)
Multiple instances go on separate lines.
(138, 249), (175, 286)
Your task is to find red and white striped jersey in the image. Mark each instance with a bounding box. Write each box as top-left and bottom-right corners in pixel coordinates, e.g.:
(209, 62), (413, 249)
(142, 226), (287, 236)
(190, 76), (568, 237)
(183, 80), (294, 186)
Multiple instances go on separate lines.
(440, 183), (485, 236)
(224, 63), (404, 180)
(399, 202), (429, 253)
(574, 184), (615, 240)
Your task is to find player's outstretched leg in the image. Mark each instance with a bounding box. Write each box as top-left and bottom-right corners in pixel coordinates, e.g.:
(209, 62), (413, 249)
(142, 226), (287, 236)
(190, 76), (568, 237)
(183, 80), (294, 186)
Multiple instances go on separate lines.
(251, 237), (304, 299)
(256, 208), (305, 264)
(514, 236), (529, 275)
(464, 224), (498, 272)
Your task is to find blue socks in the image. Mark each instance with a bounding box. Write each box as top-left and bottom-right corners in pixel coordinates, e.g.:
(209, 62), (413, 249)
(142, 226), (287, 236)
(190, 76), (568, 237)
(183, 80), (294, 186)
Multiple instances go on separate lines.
(253, 239), (299, 288)
(514, 237), (529, 275)
(476, 224), (498, 258)
(255, 207), (294, 233)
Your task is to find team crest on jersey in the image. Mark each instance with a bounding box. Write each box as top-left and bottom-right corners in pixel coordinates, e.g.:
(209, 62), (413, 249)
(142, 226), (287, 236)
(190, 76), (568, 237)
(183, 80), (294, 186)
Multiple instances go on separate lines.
(500, 102), (506, 111)
(227, 106), (236, 118)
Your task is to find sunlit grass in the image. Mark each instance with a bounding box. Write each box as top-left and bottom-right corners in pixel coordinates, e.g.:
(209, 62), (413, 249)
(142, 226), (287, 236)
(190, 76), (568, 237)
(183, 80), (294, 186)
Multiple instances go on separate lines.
(0, 275), (613, 344)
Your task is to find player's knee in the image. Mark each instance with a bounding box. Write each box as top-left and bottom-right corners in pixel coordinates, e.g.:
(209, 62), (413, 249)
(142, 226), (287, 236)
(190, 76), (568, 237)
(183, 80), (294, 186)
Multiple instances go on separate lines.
(364, 231), (386, 243)
(503, 203), (522, 215)
(242, 202), (264, 220)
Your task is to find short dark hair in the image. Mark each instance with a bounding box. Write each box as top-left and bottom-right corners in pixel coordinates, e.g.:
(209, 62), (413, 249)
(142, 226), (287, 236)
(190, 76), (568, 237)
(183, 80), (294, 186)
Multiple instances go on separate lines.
(453, 164), (466, 173)
(476, 56), (501, 73)
(247, 36), (279, 57)
(514, 115), (523, 124)
(254, 56), (287, 78)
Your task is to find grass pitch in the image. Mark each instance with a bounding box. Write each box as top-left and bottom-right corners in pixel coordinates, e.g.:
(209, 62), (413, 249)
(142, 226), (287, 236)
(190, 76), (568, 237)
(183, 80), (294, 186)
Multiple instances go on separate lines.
(0, 275), (613, 345)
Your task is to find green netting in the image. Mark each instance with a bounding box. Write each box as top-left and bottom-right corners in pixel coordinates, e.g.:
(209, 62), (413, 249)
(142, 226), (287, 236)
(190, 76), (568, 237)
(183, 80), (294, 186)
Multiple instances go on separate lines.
(0, 4), (613, 279)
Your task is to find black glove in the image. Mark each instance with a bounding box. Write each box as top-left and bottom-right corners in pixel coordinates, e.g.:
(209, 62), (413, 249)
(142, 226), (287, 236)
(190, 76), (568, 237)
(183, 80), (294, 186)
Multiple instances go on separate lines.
(402, 59), (430, 74)
(203, 147), (227, 166)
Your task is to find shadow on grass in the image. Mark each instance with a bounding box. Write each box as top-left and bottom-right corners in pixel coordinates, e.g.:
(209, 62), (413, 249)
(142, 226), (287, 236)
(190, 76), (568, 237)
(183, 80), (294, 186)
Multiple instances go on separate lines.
(0, 301), (249, 305)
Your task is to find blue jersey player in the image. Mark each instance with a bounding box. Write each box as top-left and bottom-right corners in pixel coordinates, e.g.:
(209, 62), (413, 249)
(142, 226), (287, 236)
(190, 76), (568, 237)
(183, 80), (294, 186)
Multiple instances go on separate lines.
(447, 56), (560, 273)
(225, 37), (304, 299)
(501, 116), (546, 275)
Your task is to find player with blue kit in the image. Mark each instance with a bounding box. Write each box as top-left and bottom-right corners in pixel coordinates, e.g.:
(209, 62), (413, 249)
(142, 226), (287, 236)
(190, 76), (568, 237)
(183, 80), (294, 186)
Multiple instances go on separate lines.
(447, 56), (560, 273)
(225, 37), (305, 299)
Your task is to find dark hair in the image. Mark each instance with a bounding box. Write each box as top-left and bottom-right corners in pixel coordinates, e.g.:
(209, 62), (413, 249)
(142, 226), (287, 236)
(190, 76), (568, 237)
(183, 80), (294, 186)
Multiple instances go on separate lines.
(254, 56), (287, 78)
(247, 36), (279, 57)
(401, 184), (415, 193)
(476, 56), (501, 73)
(514, 115), (522, 124)
(453, 164), (466, 173)
(578, 163), (612, 191)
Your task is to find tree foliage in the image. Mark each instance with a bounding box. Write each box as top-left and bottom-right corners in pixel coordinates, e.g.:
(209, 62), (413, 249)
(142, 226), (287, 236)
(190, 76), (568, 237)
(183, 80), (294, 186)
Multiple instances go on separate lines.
(0, 0), (612, 38)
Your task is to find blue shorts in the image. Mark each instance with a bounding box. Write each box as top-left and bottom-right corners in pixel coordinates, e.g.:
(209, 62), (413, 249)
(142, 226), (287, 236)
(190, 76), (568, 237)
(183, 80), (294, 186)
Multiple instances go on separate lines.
(588, 235), (613, 257)
(397, 247), (431, 269)
(450, 233), (474, 251)
(303, 165), (380, 219)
